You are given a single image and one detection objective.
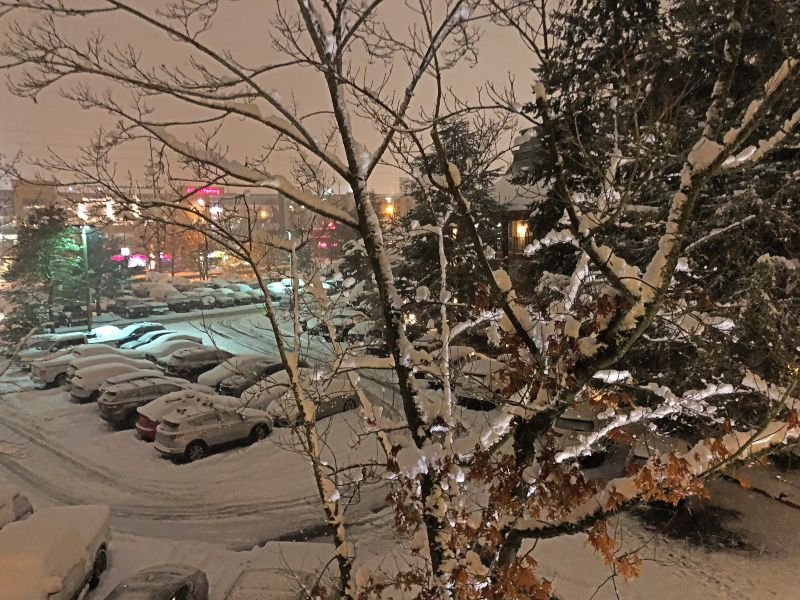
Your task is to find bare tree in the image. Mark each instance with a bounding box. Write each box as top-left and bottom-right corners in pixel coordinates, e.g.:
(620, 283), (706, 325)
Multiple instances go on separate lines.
(1, 1), (799, 598)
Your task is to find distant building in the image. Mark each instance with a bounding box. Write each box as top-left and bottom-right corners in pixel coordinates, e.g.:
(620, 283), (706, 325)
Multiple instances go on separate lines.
(493, 127), (549, 259)
(0, 176), (13, 222)
(12, 181), (61, 220)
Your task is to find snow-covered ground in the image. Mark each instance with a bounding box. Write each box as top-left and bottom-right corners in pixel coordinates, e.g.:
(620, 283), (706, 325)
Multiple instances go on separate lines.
(2, 309), (799, 599)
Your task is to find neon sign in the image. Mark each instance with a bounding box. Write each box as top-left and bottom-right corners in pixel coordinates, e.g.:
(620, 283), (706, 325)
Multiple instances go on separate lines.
(186, 186), (221, 195)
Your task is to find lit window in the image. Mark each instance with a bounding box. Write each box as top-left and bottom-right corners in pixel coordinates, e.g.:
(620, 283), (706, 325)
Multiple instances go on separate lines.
(514, 221), (528, 238)
(384, 204), (394, 216)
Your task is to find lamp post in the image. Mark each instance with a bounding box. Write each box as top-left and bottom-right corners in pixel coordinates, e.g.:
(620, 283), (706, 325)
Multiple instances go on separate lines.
(80, 223), (93, 333)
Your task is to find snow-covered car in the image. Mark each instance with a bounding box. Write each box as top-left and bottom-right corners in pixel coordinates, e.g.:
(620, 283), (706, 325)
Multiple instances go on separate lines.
(113, 322), (165, 347)
(70, 362), (157, 403)
(239, 368), (295, 410)
(155, 404), (273, 462)
(229, 290), (253, 305)
(165, 293), (193, 313)
(182, 289), (216, 310)
(453, 358), (509, 410)
(120, 328), (181, 350)
(142, 299), (170, 316)
(112, 296), (151, 319)
(104, 564), (209, 600)
(136, 389), (237, 441)
(209, 289), (236, 308)
(0, 505), (110, 599)
(97, 371), (209, 428)
(159, 347), (234, 381)
(67, 354), (154, 384)
(552, 402), (615, 468)
(266, 374), (357, 427)
(0, 483), (33, 529)
(17, 332), (93, 366)
(197, 354), (271, 390)
(216, 359), (288, 397)
(135, 334), (203, 356)
(30, 346), (144, 388)
(307, 309), (369, 342)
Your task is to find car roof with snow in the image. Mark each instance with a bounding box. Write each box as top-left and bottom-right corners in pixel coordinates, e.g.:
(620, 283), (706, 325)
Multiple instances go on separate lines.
(461, 358), (506, 376)
(162, 402), (267, 423)
(137, 388), (222, 419)
(102, 369), (171, 386)
(0, 505), (110, 599)
(73, 362), (145, 378)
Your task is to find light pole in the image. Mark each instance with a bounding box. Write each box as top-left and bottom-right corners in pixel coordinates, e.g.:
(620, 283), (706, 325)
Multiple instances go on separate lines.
(80, 223), (93, 333)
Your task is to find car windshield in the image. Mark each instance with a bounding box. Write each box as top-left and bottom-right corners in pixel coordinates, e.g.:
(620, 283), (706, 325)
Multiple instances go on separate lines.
(31, 339), (56, 350)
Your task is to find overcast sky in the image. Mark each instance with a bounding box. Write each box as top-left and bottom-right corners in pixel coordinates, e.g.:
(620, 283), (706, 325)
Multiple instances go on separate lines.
(0, 2), (536, 193)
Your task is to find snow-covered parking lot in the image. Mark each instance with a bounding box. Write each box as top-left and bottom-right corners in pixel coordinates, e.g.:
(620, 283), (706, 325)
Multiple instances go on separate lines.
(1, 310), (799, 599)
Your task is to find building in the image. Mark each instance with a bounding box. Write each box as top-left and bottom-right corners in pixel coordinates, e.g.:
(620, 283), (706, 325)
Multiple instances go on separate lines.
(12, 181), (61, 220)
(0, 176), (13, 222)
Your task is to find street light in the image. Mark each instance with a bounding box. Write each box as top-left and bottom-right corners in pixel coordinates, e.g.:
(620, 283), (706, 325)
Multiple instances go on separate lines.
(80, 223), (93, 334)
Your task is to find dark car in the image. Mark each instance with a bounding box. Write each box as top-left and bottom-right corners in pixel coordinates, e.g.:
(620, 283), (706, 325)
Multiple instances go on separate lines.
(104, 564), (209, 600)
(55, 302), (90, 327)
(113, 297), (151, 319)
(160, 348), (234, 381)
(115, 323), (166, 348)
(217, 359), (310, 397)
(165, 295), (193, 313)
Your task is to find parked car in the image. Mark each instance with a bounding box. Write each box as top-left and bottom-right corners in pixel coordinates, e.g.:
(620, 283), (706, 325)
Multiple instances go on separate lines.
(120, 329), (182, 350)
(143, 299), (170, 316)
(196, 354), (271, 389)
(0, 505), (110, 599)
(67, 354), (154, 383)
(70, 362), (157, 403)
(266, 374), (357, 427)
(165, 293), (193, 313)
(98, 371), (207, 428)
(210, 290), (236, 308)
(112, 296), (151, 319)
(155, 404), (273, 462)
(136, 389), (236, 441)
(55, 302), (90, 327)
(139, 338), (205, 363)
(216, 359), (286, 397)
(453, 358), (509, 410)
(17, 332), (94, 366)
(31, 346), (144, 388)
(114, 322), (166, 348)
(307, 310), (369, 342)
(104, 564), (209, 600)
(553, 402), (614, 468)
(182, 290), (216, 310)
(159, 347), (234, 381)
(0, 483), (33, 529)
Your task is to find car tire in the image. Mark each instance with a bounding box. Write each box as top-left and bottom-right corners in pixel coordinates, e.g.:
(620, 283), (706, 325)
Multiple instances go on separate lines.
(343, 398), (356, 411)
(88, 547), (107, 589)
(249, 423), (270, 444)
(53, 373), (68, 388)
(184, 440), (207, 462)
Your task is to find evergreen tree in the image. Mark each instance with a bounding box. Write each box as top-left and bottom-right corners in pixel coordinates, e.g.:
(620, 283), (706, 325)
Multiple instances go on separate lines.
(79, 229), (129, 316)
(397, 120), (505, 329)
(514, 0), (800, 418)
(3, 206), (80, 329)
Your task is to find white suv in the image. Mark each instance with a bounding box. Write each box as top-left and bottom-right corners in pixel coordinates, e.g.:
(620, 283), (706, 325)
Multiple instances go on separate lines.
(155, 405), (273, 463)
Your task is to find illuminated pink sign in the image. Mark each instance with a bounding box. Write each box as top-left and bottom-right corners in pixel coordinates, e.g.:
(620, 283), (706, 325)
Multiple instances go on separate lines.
(186, 186), (221, 195)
